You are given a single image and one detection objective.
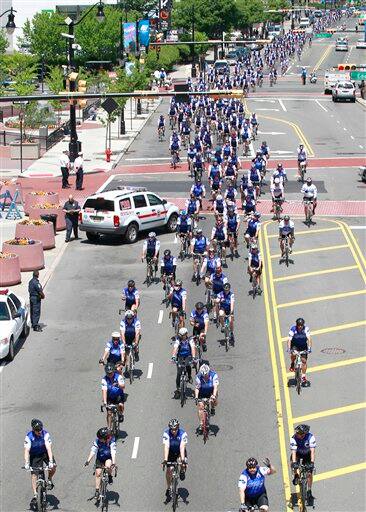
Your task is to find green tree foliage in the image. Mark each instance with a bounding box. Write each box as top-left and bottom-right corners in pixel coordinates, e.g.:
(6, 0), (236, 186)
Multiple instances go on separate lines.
(235, 0), (264, 32)
(265, 0), (288, 23)
(0, 30), (9, 54)
(45, 66), (65, 117)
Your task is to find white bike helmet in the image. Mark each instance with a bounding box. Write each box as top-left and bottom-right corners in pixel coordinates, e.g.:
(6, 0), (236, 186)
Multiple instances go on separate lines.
(179, 327), (188, 336)
(199, 364), (210, 375)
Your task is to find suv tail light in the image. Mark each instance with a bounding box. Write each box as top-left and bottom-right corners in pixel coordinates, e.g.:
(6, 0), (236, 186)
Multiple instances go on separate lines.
(113, 215), (120, 227)
(78, 212), (82, 223)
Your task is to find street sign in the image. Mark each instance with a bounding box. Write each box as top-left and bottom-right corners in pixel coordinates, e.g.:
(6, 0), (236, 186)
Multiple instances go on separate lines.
(350, 71), (366, 80)
(315, 32), (332, 38)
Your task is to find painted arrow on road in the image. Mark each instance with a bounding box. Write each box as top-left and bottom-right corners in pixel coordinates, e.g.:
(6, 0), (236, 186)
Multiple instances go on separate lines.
(258, 131), (286, 135)
(257, 108), (280, 111)
(271, 150), (294, 154)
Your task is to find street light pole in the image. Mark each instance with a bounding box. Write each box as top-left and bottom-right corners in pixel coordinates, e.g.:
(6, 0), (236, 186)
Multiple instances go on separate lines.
(191, 4), (196, 78)
(291, 0), (295, 30)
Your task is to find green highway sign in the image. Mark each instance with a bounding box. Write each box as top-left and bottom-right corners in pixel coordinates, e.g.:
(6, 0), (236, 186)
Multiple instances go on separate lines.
(350, 71), (366, 80)
(315, 33), (332, 38)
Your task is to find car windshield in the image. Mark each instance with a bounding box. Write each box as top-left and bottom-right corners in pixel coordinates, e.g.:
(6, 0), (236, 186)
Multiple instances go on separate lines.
(338, 83), (353, 89)
(0, 302), (10, 321)
(83, 198), (115, 211)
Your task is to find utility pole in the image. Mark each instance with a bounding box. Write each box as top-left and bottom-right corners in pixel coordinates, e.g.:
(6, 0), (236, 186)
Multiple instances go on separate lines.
(67, 20), (79, 162)
(191, 4), (196, 78)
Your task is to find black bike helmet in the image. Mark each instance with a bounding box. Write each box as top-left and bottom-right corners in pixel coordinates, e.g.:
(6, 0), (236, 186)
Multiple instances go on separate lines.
(296, 318), (305, 327)
(246, 457), (258, 469)
(168, 418), (179, 430)
(295, 424), (310, 435)
(223, 282), (231, 290)
(97, 427), (109, 439)
(195, 301), (204, 310)
(105, 362), (115, 374)
(164, 249), (171, 257)
(31, 419), (43, 432)
(127, 279), (135, 288)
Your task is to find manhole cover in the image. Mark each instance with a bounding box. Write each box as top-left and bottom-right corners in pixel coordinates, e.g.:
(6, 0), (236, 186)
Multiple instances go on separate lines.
(321, 347), (345, 355)
(213, 364), (233, 371)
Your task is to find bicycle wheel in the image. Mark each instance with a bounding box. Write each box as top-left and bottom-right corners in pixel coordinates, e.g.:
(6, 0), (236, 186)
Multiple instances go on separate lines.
(180, 375), (186, 408)
(203, 409), (209, 444)
(285, 240), (289, 267)
(299, 479), (308, 512)
(36, 484), (45, 512)
(172, 474), (178, 512)
(129, 352), (134, 385)
(296, 367), (301, 395)
(224, 323), (229, 352)
(101, 479), (109, 512)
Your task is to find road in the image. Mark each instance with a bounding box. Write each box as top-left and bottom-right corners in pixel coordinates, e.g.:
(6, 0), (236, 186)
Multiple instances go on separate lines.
(1, 15), (365, 512)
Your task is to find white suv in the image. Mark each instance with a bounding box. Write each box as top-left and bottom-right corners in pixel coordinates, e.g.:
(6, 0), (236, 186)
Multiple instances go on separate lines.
(79, 187), (179, 243)
(0, 289), (30, 361)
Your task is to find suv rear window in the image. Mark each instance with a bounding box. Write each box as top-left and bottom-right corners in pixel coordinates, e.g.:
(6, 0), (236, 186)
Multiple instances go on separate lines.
(84, 198), (115, 211)
(133, 195), (147, 208)
(338, 82), (353, 89)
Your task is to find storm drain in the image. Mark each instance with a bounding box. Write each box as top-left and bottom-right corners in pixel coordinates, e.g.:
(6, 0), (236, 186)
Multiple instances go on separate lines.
(321, 347), (346, 355)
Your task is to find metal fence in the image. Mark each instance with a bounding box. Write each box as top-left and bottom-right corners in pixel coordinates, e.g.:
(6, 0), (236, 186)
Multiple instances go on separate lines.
(82, 99), (101, 121)
(0, 120), (71, 150)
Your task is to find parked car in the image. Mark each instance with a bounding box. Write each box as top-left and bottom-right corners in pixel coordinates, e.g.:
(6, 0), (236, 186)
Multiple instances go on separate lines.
(213, 59), (230, 75)
(332, 81), (356, 102)
(335, 39), (348, 51)
(0, 289), (30, 361)
(226, 50), (238, 65)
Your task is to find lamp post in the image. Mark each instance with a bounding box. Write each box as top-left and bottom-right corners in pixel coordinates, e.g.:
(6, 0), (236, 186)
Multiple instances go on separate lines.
(291, 0), (295, 30)
(0, 7), (16, 34)
(62, 1), (105, 161)
(191, 4), (196, 78)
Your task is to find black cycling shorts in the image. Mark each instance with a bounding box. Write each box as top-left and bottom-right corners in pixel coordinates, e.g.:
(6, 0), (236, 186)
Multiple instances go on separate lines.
(108, 393), (125, 405)
(30, 453), (56, 471)
(95, 458), (111, 469)
(193, 324), (205, 336)
(245, 490), (269, 508)
(290, 343), (308, 358)
(291, 452), (312, 465)
(168, 448), (187, 463)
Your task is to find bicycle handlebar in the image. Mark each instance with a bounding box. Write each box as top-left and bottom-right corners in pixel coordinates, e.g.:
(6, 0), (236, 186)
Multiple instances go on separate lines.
(101, 403), (118, 412)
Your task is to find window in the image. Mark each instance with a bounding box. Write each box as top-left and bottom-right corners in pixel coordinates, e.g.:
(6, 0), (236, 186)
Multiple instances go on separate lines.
(9, 293), (21, 309)
(133, 195), (147, 208)
(83, 198), (115, 212)
(147, 194), (162, 206)
(0, 302), (10, 321)
(7, 298), (17, 318)
(119, 198), (132, 211)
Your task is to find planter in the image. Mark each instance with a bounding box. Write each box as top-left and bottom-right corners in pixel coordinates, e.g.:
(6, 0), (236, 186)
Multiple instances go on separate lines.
(29, 205), (66, 231)
(0, 180), (23, 204)
(2, 240), (44, 272)
(24, 192), (59, 215)
(16, 222), (55, 250)
(10, 141), (40, 160)
(0, 254), (21, 286)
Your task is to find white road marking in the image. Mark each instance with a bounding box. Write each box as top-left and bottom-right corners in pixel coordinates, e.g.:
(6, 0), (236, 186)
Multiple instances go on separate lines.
(147, 363), (154, 379)
(158, 310), (164, 324)
(349, 226), (366, 230)
(278, 99), (287, 112)
(350, 135), (355, 140)
(249, 141), (255, 158)
(131, 437), (140, 459)
(271, 150), (294, 155)
(315, 99), (328, 112)
(343, 127), (347, 131)
(337, 120), (340, 124)
(125, 157), (171, 161)
(252, 99), (276, 103)
(359, 145), (364, 149)
(258, 131), (286, 135)
(256, 108), (280, 111)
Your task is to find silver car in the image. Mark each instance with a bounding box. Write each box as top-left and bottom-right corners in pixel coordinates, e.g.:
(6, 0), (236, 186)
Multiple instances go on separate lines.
(332, 81), (356, 102)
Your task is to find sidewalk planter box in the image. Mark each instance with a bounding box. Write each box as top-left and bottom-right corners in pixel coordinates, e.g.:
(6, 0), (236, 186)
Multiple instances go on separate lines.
(2, 240), (44, 272)
(24, 191), (59, 215)
(10, 142), (40, 160)
(15, 220), (55, 250)
(0, 253), (21, 286)
(0, 180), (23, 204)
(29, 204), (66, 231)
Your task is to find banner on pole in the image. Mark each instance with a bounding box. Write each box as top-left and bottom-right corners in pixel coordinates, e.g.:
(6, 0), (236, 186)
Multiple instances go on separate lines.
(123, 22), (137, 54)
(138, 19), (150, 48)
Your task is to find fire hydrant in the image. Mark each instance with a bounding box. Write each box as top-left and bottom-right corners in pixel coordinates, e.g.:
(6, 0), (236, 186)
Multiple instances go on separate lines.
(105, 147), (112, 162)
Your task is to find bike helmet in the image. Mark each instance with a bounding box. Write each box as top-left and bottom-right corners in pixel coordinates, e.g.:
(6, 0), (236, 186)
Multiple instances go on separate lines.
(111, 331), (120, 339)
(199, 364), (210, 375)
(196, 228), (203, 235)
(253, 212), (261, 218)
(175, 279), (183, 287)
(168, 418), (179, 430)
(223, 282), (231, 291)
(97, 427), (109, 440)
(178, 327), (188, 336)
(284, 215), (290, 221)
(306, 177), (312, 183)
(180, 210), (187, 216)
(105, 362), (115, 374)
(195, 301), (204, 310)
(164, 249), (171, 257)
(127, 279), (135, 288)
(295, 424), (310, 435)
(31, 419), (43, 432)
(208, 247), (215, 254)
(148, 232), (156, 239)
(296, 318), (305, 327)
(274, 177), (280, 185)
(251, 243), (258, 251)
(216, 194), (223, 201)
(277, 163), (283, 169)
(246, 457), (258, 469)
(125, 310), (134, 319)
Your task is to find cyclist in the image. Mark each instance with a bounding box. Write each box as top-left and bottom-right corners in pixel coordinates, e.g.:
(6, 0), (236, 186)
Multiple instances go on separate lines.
(270, 177), (285, 213)
(186, 193), (200, 219)
(170, 130), (181, 155)
(121, 279), (140, 313)
(168, 279), (187, 329)
(190, 228), (208, 280)
(244, 212), (261, 248)
(249, 164), (262, 199)
(162, 419), (187, 501)
(301, 177), (317, 215)
(247, 243), (263, 293)
(193, 150), (204, 180)
(201, 247), (221, 287)
(238, 457), (276, 511)
(297, 144), (307, 179)
(101, 362), (125, 427)
(250, 112), (259, 136)
(211, 216), (228, 260)
(194, 364), (219, 433)
(190, 178), (206, 208)
(272, 163), (287, 186)
(278, 215), (295, 257)
(213, 194), (226, 218)
(224, 179), (238, 204)
(99, 332), (125, 365)
(160, 249), (177, 290)
(287, 318), (312, 386)
(142, 232), (160, 274)
(171, 327), (196, 398)
(217, 282), (235, 340)
(226, 205), (240, 257)
(190, 301), (209, 352)
(158, 114), (165, 139)
(259, 141), (270, 162)
(290, 424), (316, 506)
(210, 266), (228, 321)
(120, 310), (141, 361)
(176, 210), (192, 245)
(24, 419), (56, 505)
(84, 427), (116, 502)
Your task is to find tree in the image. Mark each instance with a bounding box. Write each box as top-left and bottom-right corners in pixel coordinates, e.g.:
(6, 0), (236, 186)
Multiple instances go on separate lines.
(265, 0), (288, 23)
(236, 0), (264, 33)
(46, 66), (65, 124)
(0, 30), (8, 54)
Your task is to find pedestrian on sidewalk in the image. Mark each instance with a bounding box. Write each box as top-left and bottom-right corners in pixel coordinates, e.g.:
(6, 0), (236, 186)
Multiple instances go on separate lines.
(74, 151), (84, 190)
(28, 270), (45, 332)
(63, 194), (80, 242)
(359, 80), (366, 100)
(60, 150), (71, 189)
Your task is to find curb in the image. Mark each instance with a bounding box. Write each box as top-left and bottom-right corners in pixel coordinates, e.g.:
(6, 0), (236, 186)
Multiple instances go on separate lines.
(356, 97), (366, 108)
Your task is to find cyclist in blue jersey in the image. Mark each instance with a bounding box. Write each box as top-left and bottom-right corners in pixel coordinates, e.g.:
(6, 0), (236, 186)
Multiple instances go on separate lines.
(194, 364), (219, 433)
(226, 205), (240, 257)
(210, 266), (228, 320)
(121, 279), (140, 313)
(101, 362), (125, 428)
(278, 215), (295, 257)
(99, 331), (125, 366)
(171, 327), (196, 398)
(190, 301), (209, 351)
(238, 457), (276, 511)
(225, 179), (238, 203)
(158, 114), (165, 138)
(190, 228), (208, 279)
(190, 178), (206, 208)
(201, 247), (221, 287)
(259, 141), (270, 161)
(185, 194), (200, 218)
(287, 318), (312, 385)
(213, 194), (227, 218)
(120, 310), (141, 360)
(162, 419), (188, 500)
(176, 210), (192, 243)
(211, 216), (228, 260)
(24, 419), (56, 504)
(142, 231), (160, 273)
(187, 144), (196, 176)
(242, 193), (256, 218)
(247, 243), (263, 293)
(249, 162), (262, 198)
(217, 282), (235, 338)
(168, 279), (187, 329)
(161, 249), (177, 290)
(85, 427), (116, 502)
(290, 424), (316, 506)
(244, 212), (261, 247)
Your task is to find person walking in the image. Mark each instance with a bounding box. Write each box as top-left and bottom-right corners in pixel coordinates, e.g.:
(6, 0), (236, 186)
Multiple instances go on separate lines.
(74, 151), (84, 191)
(60, 150), (70, 189)
(63, 194), (80, 242)
(28, 271), (44, 332)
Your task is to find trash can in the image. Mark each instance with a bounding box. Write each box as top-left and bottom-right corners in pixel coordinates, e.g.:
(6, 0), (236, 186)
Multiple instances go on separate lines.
(40, 214), (57, 235)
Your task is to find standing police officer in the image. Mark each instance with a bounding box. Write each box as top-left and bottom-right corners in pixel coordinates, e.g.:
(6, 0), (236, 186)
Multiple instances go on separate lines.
(28, 271), (44, 331)
(63, 194), (80, 242)
(74, 151), (84, 190)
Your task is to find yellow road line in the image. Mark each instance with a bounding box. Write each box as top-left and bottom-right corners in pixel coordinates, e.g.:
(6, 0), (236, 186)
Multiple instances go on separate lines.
(313, 44), (332, 72)
(280, 319), (366, 341)
(337, 221), (366, 284)
(314, 462), (366, 482)
(260, 226), (292, 508)
(270, 244), (348, 258)
(273, 265), (358, 283)
(345, 222), (366, 270)
(277, 289), (366, 309)
(259, 114), (314, 157)
(292, 402), (366, 424)
(267, 226), (341, 239)
(286, 356), (366, 377)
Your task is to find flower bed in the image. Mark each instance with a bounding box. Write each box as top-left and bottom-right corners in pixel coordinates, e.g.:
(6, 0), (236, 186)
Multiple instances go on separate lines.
(16, 220), (55, 250)
(2, 239), (44, 272)
(24, 191), (59, 215)
(0, 179), (23, 204)
(29, 203), (66, 231)
(0, 252), (21, 286)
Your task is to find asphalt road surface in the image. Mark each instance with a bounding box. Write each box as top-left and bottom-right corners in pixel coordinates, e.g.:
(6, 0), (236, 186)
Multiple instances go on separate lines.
(1, 15), (365, 512)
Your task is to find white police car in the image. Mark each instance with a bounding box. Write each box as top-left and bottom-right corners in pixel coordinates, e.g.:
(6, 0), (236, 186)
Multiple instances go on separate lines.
(79, 187), (179, 243)
(0, 289), (30, 361)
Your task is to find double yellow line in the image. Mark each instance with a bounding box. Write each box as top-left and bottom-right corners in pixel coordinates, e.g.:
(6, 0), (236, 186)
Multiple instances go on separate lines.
(312, 44), (333, 73)
(259, 114), (314, 157)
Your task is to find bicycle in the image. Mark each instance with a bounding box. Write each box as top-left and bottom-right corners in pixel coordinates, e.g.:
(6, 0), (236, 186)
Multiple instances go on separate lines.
(304, 200), (314, 226)
(205, 286), (212, 314)
(163, 274), (174, 306)
(282, 235), (291, 267)
(171, 309), (185, 335)
(158, 126), (165, 142)
(193, 253), (203, 285)
(171, 151), (180, 170)
(169, 115), (176, 130)
(163, 461), (181, 512)
(294, 463), (315, 512)
(176, 356), (192, 407)
(179, 234), (190, 261)
(198, 397), (211, 444)
(298, 161), (307, 182)
(193, 333), (205, 370)
(97, 464), (117, 512)
(125, 344), (135, 384)
(146, 257), (156, 286)
(101, 404), (121, 438)
(223, 314), (233, 351)
(251, 270), (260, 299)
(23, 465), (49, 512)
(194, 166), (203, 182)
(273, 198), (284, 221)
(216, 240), (226, 266)
(291, 350), (308, 395)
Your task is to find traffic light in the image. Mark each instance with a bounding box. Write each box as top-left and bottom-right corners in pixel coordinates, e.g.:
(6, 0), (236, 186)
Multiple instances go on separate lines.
(338, 64), (356, 71)
(77, 79), (87, 108)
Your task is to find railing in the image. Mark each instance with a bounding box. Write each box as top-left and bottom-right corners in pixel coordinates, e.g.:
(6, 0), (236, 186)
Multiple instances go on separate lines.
(0, 120), (71, 149)
(82, 99), (101, 121)
(45, 120), (71, 150)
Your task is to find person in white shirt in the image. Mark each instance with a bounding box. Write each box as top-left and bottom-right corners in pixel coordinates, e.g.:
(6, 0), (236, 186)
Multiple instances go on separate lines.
(301, 177), (317, 213)
(60, 150), (70, 189)
(74, 152), (84, 190)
